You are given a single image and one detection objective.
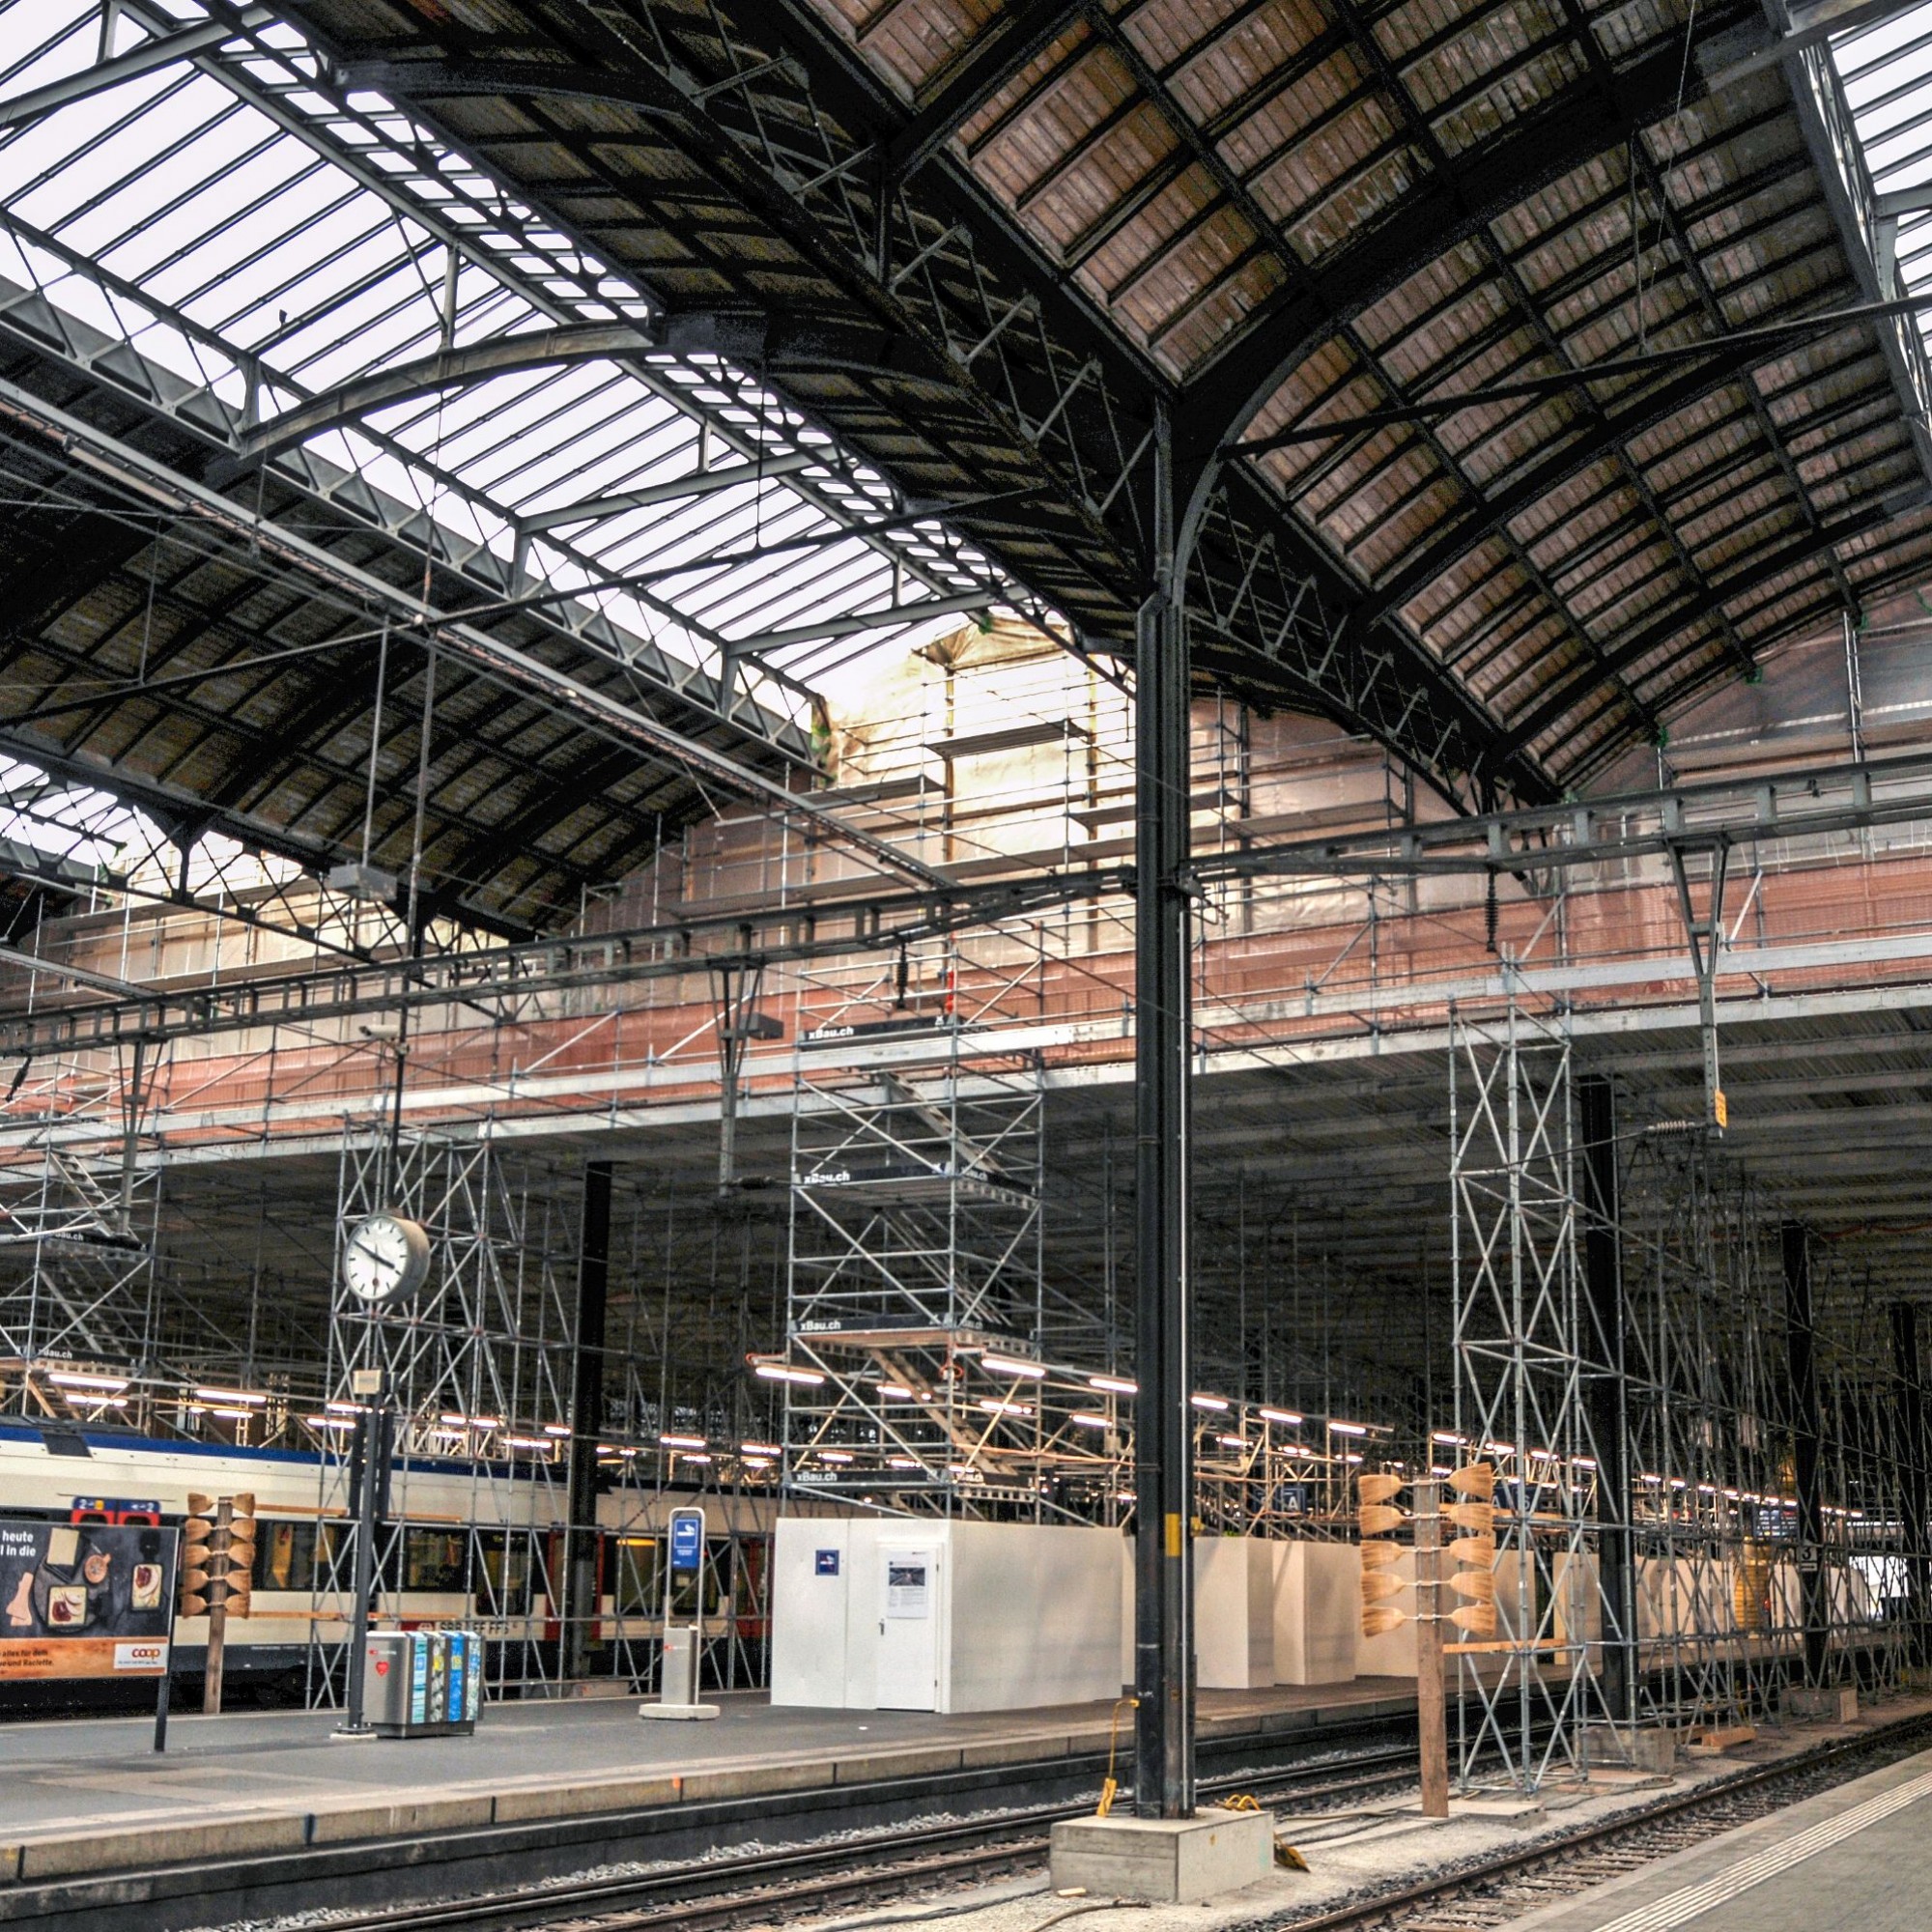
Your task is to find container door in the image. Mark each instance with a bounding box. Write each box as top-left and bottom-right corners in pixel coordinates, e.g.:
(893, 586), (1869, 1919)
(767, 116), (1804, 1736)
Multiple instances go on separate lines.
(875, 1544), (939, 1710)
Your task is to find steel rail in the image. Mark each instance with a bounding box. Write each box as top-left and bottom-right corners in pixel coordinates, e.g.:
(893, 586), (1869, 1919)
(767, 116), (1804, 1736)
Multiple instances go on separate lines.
(1277, 1708), (1932, 1932)
(216, 1739), (1428, 1932)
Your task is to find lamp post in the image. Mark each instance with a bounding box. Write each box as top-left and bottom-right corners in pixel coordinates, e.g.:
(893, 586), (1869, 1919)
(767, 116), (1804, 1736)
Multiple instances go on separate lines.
(335, 1364), (389, 1738)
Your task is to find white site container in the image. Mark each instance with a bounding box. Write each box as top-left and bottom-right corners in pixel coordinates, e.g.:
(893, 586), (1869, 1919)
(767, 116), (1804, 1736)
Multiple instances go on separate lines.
(1194, 1536), (1275, 1688)
(1272, 1541), (1359, 1685)
(1354, 1545), (1418, 1677)
(770, 1517), (1123, 1713)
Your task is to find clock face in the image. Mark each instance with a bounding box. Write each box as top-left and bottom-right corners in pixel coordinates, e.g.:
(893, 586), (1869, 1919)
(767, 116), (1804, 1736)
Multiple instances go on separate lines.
(343, 1213), (430, 1303)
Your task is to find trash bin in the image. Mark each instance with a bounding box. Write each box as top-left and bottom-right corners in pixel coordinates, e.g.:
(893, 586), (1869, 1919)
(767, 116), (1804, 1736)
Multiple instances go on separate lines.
(363, 1628), (481, 1737)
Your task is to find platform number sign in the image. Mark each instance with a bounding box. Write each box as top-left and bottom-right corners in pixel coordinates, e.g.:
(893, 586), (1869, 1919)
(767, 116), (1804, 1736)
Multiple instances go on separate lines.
(668, 1511), (704, 1574)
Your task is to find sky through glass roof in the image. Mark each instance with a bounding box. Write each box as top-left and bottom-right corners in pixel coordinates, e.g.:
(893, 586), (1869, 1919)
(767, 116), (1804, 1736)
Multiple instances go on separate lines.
(0, 0), (1036, 724)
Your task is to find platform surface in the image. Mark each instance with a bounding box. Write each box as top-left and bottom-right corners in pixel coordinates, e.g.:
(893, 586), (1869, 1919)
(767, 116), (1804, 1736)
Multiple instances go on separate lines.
(1509, 1743), (1932, 1932)
(0, 1676), (1413, 1875)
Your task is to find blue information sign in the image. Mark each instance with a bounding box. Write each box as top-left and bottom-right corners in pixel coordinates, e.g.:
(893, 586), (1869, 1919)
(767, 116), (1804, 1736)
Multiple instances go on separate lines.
(814, 1548), (840, 1576)
(669, 1514), (704, 1573)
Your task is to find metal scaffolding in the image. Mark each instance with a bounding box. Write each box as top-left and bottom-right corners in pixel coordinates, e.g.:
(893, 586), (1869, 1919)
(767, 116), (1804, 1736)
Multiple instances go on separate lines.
(1450, 1010), (1932, 1791)
(1449, 1001), (1603, 1791)
(0, 1037), (162, 1423)
(307, 1127), (577, 1705)
(782, 1023), (1054, 1518)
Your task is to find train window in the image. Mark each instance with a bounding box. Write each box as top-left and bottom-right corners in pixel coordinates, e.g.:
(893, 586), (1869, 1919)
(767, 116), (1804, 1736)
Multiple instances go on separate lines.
(249, 1520), (341, 1593)
(404, 1527), (468, 1592)
(613, 1537), (720, 1616)
(615, 1537), (660, 1615)
(473, 1531), (534, 1614)
(258, 1520), (299, 1591)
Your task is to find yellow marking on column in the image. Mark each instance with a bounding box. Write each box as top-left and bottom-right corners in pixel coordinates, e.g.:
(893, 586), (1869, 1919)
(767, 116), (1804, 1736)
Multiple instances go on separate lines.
(1165, 1513), (1182, 1558)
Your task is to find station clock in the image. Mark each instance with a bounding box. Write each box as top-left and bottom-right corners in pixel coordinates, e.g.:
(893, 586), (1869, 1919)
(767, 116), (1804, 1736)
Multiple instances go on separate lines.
(342, 1211), (432, 1304)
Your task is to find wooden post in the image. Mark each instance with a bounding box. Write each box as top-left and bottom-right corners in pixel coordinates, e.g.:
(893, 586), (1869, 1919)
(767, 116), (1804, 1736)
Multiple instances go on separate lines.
(1413, 1479), (1449, 1818)
(203, 1496), (230, 1717)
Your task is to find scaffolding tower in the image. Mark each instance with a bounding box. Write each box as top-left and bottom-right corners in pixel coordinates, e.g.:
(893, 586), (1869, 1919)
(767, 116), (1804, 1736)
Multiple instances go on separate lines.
(1449, 1001), (1605, 1791)
(307, 1127), (578, 1705)
(782, 1023), (1054, 1517)
(0, 1039), (162, 1425)
(1450, 1006), (1932, 1791)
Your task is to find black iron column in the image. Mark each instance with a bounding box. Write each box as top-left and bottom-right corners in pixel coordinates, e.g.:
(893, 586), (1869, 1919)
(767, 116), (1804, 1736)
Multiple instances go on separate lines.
(1134, 397), (1194, 1820)
(563, 1159), (613, 1680)
(1889, 1302), (1931, 1665)
(1577, 1073), (1634, 1727)
(1782, 1221), (1828, 1681)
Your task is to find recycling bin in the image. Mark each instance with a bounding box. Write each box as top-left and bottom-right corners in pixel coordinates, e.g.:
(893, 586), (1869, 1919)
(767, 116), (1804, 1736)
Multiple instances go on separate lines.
(362, 1629), (481, 1737)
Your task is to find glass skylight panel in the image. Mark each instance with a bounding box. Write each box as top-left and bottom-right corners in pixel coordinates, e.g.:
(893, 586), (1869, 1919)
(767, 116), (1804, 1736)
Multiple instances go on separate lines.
(0, 0), (1024, 729)
(1833, 1), (1932, 360)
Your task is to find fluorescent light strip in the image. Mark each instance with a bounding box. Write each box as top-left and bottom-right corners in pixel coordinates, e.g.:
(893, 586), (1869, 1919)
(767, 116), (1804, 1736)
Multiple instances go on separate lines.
(981, 1353), (1046, 1379)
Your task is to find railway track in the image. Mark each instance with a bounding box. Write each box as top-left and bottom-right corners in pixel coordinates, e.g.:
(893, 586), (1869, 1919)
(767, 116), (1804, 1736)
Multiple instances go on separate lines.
(244, 1743), (1424, 1932)
(284, 1708), (1932, 1932)
(1272, 1711), (1932, 1932)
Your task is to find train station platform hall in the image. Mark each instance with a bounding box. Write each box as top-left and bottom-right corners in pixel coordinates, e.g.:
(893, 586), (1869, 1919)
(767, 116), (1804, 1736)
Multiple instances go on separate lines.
(0, 1678), (1414, 1881)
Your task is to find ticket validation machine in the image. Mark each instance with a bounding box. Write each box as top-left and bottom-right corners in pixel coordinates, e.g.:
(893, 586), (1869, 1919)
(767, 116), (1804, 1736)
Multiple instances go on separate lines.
(639, 1506), (720, 1721)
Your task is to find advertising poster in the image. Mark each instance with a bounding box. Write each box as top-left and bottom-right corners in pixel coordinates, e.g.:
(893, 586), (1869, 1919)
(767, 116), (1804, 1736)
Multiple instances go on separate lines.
(0, 1517), (176, 1679)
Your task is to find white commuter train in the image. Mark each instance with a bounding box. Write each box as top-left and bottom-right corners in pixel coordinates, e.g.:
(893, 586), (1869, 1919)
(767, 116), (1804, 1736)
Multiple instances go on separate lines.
(0, 1419), (782, 1706)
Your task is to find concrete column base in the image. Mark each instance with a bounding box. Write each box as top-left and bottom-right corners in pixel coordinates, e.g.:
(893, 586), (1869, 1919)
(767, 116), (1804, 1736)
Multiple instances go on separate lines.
(638, 1702), (721, 1720)
(1781, 1684), (1858, 1723)
(1049, 1808), (1274, 1903)
(1584, 1721), (1679, 1773)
